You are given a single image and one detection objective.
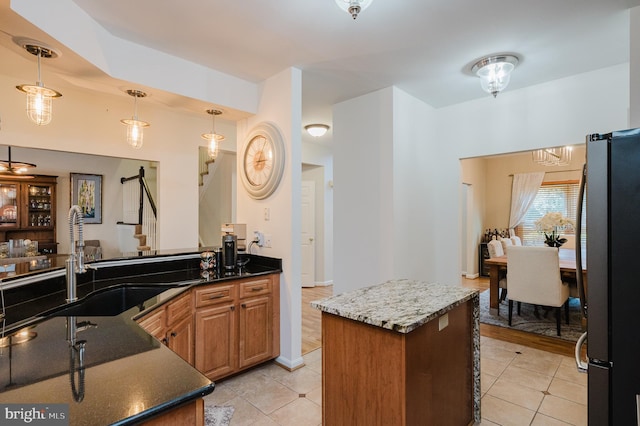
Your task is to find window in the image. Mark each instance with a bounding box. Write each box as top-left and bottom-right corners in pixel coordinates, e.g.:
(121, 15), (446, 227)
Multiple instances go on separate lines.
(516, 180), (586, 246)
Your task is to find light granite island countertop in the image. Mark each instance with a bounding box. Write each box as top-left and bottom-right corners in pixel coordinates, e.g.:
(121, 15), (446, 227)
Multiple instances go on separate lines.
(312, 279), (481, 425)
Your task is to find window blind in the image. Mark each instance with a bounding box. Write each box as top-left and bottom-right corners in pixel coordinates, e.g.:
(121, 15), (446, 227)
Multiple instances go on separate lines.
(516, 181), (586, 246)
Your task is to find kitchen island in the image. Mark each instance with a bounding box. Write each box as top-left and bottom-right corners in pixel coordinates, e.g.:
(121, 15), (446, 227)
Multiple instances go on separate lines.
(312, 279), (480, 425)
(0, 249), (282, 425)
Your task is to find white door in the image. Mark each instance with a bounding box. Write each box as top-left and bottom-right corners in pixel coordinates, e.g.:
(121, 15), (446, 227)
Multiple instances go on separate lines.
(301, 181), (316, 287)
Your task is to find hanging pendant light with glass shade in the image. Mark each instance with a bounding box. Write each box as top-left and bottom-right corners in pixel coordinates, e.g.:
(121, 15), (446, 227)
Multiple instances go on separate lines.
(0, 146), (36, 177)
(120, 90), (150, 149)
(15, 41), (62, 126)
(532, 146), (572, 166)
(201, 109), (225, 160)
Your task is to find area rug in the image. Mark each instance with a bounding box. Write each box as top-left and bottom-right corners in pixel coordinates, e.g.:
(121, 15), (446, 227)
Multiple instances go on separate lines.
(204, 405), (234, 426)
(478, 290), (584, 342)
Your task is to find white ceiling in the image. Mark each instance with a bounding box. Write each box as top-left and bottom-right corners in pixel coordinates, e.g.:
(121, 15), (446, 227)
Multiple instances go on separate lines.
(1, 0), (639, 143)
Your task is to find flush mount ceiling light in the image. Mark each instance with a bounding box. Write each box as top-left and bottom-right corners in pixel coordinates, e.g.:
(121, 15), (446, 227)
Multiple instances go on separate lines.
(0, 146), (36, 176)
(304, 124), (330, 137)
(532, 146), (573, 166)
(334, 0), (372, 19)
(15, 40), (62, 126)
(201, 109), (225, 160)
(471, 55), (519, 98)
(120, 89), (150, 149)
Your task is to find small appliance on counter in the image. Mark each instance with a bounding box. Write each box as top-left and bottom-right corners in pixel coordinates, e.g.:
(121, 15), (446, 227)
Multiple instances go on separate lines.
(221, 223), (247, 252)
(222, 233), (237, 271)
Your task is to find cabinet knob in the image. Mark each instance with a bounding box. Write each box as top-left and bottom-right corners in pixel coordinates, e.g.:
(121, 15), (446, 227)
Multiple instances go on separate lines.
(170, 332), (177, 337)
(230, 306), (235, 311)
(161, 338), (168, 344)
(241, 303), (246, 309)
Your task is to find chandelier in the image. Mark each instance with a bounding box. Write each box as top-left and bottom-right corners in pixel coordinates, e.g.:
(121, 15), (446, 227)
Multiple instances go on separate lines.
(15, 41), (62, 126)
(201, 109), (225, 159)
(0, 146), (36, 176)
(471, 55), (519, 98)
(532, 147), (572, 166)
(120, 90), (150, 149)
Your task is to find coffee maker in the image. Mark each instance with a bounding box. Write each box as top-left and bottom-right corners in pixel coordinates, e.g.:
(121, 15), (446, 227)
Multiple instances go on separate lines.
(222, 233), (237, 271)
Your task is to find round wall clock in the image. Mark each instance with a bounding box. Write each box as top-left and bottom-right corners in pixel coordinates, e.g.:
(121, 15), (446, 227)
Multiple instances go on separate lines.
(240, 122), (285, 200)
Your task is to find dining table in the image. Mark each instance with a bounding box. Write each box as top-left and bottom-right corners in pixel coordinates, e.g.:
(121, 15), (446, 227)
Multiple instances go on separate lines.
(484, 247), (587, 314)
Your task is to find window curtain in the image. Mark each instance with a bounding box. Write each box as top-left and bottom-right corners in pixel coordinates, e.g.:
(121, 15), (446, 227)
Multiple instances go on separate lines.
(508, 172), (545, 229)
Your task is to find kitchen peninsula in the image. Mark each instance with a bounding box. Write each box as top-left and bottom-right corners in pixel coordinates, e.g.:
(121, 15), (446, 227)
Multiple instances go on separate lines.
(0, 249), (282, 425)
(312, 279), (480, 425)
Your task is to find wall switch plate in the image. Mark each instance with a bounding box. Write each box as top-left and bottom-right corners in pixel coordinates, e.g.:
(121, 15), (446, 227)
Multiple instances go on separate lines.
(264, 207), (270, 221)
(264, 234), (272, 248)
(438, 313), (449, 331)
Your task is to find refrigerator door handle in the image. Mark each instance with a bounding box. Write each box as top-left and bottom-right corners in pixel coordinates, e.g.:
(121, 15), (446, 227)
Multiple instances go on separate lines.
(575, 162), (587, 319)
(575, 331), (588, 373)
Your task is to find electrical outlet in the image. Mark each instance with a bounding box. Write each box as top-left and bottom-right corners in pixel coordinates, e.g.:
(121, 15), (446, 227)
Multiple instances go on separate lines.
(254, 231), (264, 247)
(264, 234), (272, 248)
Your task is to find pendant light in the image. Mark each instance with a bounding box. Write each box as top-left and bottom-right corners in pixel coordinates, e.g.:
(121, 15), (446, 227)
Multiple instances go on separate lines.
(15, 42), (62, 126)
(201, 109), (225, 160)
(532, 146), (572, 166)
(471, 55), (519, 98)
(120, 90), (150, 149)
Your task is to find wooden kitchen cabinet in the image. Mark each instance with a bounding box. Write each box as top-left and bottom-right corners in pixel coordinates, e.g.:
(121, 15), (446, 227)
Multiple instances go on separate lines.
(0, 175), (58, 253)
(138, 291), (194, 365)
(195, 302), (237, 380)
(138, 273), (280, 381)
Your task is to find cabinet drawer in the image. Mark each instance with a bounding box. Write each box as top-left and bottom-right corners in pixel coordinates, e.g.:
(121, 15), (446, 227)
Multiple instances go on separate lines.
(195, 284), (237, 308)
(239, 278), (271, 298)
(167, 292), (192, 324)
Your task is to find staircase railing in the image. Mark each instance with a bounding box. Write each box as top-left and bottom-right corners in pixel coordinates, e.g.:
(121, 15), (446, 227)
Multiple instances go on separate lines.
(121, 166), (157, 251)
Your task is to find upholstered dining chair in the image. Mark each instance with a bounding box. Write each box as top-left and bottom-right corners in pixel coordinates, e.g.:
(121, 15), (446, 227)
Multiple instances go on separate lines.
(510, 235), (522, 246)
(487, 240), (508, 311)
(506, 246), (570, 336)
(500, 237), (513, 252)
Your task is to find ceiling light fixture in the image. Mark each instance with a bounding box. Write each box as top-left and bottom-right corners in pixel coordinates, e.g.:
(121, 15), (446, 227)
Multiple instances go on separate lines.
(15, 41), (62, 126)
(305, 124), (330, 137)
(334, 0), (372, 19)
(532, 146), (572, 166)
(201, 109), (225, 160)
(120, 90), (150, 149)
(471, 55), (519, 98)
(0, 146), (36, 176)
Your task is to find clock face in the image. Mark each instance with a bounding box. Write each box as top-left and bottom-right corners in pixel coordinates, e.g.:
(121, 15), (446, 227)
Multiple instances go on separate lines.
(240, 122), (285, 200)
(244, 135), (274, 187)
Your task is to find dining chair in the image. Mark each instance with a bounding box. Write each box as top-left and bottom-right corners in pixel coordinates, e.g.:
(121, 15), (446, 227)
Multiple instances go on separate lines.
(510, 235), (522, 246)
(487, 240), (508, 312)
(506, 246), (570, 336)
(500, 237), (513, 252)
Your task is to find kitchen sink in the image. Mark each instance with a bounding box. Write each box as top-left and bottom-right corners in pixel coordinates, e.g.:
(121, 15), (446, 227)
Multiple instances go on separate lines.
(48, 285), (173, 317)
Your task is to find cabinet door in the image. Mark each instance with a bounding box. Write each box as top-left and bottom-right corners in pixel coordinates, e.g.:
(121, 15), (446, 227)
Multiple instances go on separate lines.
(239, 296), (272, 368)
(168, 315), (194, 365)
(195, 304), (237, 380)
(25, 183), (54, 229)
(138, 309), (167, 342)
(0, 183), (18, 229)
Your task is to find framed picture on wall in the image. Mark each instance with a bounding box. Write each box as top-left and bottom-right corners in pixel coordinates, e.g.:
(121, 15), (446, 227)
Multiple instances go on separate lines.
(70, 173), (103, 224)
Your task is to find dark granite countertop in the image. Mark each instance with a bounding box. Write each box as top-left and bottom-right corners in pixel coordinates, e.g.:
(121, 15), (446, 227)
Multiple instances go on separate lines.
(0, 250), (283, 425)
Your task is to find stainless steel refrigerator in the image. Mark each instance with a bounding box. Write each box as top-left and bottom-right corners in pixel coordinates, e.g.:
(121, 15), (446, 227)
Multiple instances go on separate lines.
(575, 128), (640, 425)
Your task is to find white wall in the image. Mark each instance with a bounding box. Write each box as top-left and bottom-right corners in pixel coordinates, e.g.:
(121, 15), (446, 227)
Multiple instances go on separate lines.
(302, 141), (334, 285)
(237, 68), (303, 370)
(333, 64), (629, 292)
(333, 88), (395, 293)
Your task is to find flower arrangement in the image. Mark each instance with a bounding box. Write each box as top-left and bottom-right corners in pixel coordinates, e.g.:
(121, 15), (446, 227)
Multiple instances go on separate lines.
(535, 212), (575, 247)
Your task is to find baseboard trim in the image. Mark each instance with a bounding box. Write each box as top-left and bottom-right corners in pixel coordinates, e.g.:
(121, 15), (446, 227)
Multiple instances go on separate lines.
(274, 355), (305, 371)
(314, 280), (333, 287)
(465, 273), (480, 279)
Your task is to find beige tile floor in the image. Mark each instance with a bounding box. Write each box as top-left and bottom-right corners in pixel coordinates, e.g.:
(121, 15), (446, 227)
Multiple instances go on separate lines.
(204, 336), (587, 425)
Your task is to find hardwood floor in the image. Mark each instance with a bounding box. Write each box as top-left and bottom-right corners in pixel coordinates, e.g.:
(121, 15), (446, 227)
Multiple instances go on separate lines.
(301, 278), (576, 357)
(301, 284), (332, 354)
